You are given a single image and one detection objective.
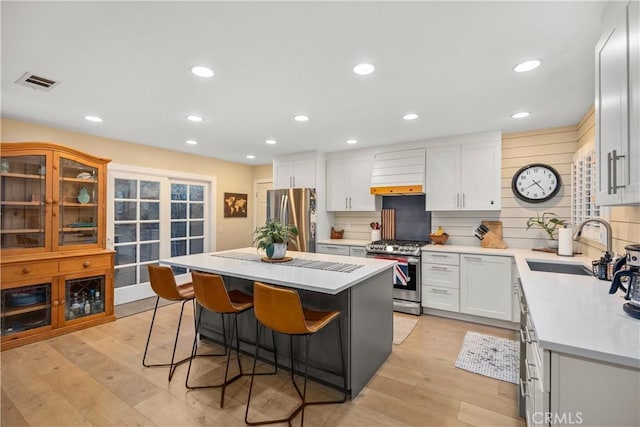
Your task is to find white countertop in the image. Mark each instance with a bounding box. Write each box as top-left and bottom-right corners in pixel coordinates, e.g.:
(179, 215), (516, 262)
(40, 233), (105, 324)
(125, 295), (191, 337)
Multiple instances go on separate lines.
(160, 247), (395, 295)
(422, 244), (640, 369)
(317, 239), (371, 247)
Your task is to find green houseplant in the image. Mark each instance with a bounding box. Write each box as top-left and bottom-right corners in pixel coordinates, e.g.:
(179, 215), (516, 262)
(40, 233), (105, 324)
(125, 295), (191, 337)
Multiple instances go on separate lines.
(253, 219), (299, 259)
(526, 212), (567, 248)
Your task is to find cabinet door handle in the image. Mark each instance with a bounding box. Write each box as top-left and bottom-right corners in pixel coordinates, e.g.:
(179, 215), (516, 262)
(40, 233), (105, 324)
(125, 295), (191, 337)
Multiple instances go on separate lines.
(612, 149), (626, 192)
(46, 199), (53, 204)
(607, 151), (613, 194)
(527, 328), (537, 343)
(349, 197), (352, 209)
(52, 300), (59, 307)
(462, 193), (465, 208)
(60, 299), (65, 305)
(465, 256), (482, 261)
(430, 254), (448, 258)
(430, 288), (449, 294)
(345, 197), (348, 209)
(525, 359), (539, 381)
(22, 267), (31, 274)
(83, 261), (91, 268)
(429, 266), (449, 272)
(519, 378), (530, 398)
(456, 193), (460, 208)
(293, 176), (296, 187)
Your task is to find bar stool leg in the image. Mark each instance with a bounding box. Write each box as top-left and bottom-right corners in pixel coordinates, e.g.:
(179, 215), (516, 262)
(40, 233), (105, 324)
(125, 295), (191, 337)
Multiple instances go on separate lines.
(142, 297), (194, 382)
(245, 323), (263, 425)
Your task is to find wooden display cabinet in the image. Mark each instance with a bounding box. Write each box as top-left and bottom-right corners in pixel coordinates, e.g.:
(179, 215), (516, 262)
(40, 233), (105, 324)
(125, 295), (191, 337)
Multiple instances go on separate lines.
(1, 142), (114, 350)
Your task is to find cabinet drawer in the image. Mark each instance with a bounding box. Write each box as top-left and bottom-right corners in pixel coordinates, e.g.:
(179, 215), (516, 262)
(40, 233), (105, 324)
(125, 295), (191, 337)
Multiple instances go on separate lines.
(422, 251), (459, 265)
(59, 254), (112, 273)
(316, 244), (349, 256)
(349, 246), (367, 258)
(422, 285), (459, 312)
(422, 264), (459, 289)
(1, 261), (58, 283)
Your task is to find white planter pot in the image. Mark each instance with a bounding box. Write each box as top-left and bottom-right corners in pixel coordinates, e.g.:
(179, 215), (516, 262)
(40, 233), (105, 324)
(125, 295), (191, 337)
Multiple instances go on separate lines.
(547, 239), (559, 249)
(269, 243), (287, 259)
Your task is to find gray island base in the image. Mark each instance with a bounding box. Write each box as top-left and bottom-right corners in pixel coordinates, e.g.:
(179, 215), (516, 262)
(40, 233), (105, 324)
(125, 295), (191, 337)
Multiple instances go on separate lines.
(161, 248), (395, 398)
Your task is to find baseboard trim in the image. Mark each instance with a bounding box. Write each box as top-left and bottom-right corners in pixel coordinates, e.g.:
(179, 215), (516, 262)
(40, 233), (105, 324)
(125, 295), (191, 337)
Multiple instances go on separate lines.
(422, 308), (519, 330)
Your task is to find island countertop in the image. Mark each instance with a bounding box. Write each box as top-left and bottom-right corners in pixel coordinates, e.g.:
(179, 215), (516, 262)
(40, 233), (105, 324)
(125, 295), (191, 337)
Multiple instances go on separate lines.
(160, 247), (396, 295)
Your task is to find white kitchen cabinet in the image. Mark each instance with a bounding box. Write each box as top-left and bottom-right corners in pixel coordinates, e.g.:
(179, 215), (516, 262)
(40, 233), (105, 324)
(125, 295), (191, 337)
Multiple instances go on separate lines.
(460, 254), (512, 320)
(316, 243), (367, 258)
(425, 141), (501, 211)
(422, 251), (460, 312)
(326, 155), (380, 211)
(595, 1), (640, 206)
(273, 154), (316, 189)
(348, 246), (367, 258)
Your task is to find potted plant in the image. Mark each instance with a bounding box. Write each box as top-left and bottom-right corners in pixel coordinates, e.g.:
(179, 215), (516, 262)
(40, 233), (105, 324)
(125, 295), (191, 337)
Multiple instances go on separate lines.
(253, 219), (299, 259)
(526, 212), (568, 248)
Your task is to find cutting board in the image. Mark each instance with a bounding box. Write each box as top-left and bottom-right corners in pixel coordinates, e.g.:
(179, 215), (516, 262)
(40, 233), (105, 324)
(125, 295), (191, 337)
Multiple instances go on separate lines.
(381, 208), (395, 240)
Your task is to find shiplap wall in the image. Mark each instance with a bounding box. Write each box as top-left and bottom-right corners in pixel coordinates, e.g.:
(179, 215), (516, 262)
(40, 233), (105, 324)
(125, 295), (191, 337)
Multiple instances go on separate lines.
(334, 211), (381, 241)
(431, 126), (577, 248)
(575, 106), (640, 257)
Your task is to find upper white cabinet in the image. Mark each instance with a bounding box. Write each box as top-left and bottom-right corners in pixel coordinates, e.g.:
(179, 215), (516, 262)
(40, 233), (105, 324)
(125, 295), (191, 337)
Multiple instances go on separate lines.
(273, 153), (317, 189)
(595, 1), (640, 206)
(326, 154), (380, 211)
(460, 254), (512, 321)
(426, 140), (501, 211)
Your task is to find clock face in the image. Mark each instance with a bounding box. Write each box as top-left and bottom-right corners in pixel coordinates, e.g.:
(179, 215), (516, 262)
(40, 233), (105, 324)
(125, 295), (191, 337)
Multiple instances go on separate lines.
(511, 163), (561, 203)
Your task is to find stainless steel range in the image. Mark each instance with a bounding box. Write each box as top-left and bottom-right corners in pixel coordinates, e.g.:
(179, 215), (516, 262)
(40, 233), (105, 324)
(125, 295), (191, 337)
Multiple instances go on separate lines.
(366, 239), (429, 315)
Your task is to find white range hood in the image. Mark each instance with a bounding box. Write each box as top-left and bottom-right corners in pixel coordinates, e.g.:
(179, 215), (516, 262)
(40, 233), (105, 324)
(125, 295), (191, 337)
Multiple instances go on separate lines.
(370, 148), (426, 195)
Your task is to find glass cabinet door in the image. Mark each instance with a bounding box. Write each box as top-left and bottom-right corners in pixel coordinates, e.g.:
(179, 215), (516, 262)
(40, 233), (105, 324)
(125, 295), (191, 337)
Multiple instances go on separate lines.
(65, 275), (105, 320)
(0, 154), (48, 250)
(58, 157), (98, 247)
(1, 282), (52, 336)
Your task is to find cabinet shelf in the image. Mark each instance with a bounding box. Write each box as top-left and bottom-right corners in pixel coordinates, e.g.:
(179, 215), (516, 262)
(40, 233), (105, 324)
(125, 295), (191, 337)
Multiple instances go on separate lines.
(0, 229), (43, 234)
(61, 177), (96, 183)
(61, 227), (97, 232)
(1, 201), (43, 206)
(61, 202), (97, 207)
(1, 172), (44, 180)
(2, 303), (48, 317)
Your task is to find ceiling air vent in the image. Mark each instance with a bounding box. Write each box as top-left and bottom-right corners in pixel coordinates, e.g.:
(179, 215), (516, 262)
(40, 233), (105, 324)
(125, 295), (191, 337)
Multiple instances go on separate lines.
(15, 72), (60, 91)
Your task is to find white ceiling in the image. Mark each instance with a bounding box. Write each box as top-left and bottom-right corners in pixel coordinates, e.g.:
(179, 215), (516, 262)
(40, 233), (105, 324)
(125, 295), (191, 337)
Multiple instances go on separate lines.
(1, 1), (608, 165)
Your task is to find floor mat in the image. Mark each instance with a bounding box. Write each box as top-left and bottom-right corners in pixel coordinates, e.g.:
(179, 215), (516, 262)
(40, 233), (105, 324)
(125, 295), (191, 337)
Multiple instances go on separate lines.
(393, 314), (418, 345)
(454, 331), (519, 383)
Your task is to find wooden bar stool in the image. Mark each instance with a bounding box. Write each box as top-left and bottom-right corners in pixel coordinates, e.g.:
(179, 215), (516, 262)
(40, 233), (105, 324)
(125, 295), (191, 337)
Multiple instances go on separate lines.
(185, 271), (255, 408)
(245, 281), (347, 426)
(142, 265), (196, 382)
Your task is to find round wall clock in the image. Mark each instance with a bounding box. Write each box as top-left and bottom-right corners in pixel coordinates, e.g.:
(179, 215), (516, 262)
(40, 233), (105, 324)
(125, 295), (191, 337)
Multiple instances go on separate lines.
(511, 163), (561, 203)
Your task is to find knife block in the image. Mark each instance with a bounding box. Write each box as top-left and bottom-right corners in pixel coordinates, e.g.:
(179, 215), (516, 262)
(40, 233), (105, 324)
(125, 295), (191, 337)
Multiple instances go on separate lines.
(481, 230), (508, 249)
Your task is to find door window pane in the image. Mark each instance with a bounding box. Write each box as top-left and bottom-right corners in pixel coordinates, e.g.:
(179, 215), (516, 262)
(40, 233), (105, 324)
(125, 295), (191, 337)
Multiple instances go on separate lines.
(171, 203), (186, 219)
(140, 223), (159, 241)
(140, 202), (159, 220)
(171, 184), (187, 201)
(190, 239), (204, 254)
(140, 181), (160, 200)
(140, 243), (159, 262)
(115, 179), (137, 199)
(115, 202), (136, 221)
(190, 185), (204, 201)
(190, 221), (204, 237)
(116, 245), (136, 265)
(115, 266), (136, 288)
(115, 224), (136, 243)
(171, 240), (187, 257)
(171, 222), (187, 238)
(189, 203), (204, 219)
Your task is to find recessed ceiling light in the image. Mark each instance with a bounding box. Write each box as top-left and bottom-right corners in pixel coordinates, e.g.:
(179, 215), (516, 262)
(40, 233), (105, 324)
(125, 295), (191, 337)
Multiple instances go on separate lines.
(513, 60), (541, 73)
(246, 154), (256, 159)
(346, 139), (358, 144)
(265, 139), (277, 145)
(294, 115), (309, 122)
(402, 113), (419, 121)
(186, 115), (203, 122)
(191, 66), (214, 78)
(353, 63), (375, 75)
(511, 111), (531, 119)
(84, 115), (102, 122)
(185, 139), (198, 145)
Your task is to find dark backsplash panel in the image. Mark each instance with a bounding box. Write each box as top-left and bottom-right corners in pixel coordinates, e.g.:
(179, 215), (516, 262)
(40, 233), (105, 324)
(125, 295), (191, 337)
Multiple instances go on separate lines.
(382, 195), (431, 241)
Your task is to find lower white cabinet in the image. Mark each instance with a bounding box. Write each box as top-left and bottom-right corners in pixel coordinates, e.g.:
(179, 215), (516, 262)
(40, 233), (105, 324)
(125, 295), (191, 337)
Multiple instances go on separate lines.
(460, 254), (512, 321)
(422, 286), (459, 312)
(316, 243), (367, 258)
(422, 251), (460, 312)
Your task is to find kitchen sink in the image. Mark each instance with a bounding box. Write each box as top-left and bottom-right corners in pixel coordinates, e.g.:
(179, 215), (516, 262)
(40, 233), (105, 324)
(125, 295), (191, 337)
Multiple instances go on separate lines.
(526, 260), (593, 276)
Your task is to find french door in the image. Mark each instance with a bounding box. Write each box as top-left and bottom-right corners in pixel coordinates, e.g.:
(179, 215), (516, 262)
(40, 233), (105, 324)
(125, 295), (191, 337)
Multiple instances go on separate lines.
(108, 168), (212, 304)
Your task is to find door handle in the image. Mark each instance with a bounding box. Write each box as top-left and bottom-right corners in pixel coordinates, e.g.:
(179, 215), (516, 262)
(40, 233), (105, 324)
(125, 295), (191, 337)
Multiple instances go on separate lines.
(349, 197), (352, 209)
(345, 197), (348, 209)
(456, 193), (460, 208)
(607, 151), (613, 194)
(612, 149), (626, 193)
(462, 193), (465, 208)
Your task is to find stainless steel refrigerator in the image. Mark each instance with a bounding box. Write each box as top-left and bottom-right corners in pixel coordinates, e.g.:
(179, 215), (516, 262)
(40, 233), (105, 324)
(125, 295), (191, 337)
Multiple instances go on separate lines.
(266, 188), (316, 252)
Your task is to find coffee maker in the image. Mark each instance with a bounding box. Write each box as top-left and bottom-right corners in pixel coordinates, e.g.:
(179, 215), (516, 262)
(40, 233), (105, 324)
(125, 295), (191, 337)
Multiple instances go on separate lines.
(609, 244), (640, 319)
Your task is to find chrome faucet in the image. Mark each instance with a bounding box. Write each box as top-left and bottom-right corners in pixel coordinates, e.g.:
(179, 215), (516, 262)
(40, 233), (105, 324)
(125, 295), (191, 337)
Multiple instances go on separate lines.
(573, 218), (613, 255)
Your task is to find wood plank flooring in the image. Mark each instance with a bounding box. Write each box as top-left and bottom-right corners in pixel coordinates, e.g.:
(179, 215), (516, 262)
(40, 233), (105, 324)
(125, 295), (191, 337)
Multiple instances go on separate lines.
(1, 305), (525, 426)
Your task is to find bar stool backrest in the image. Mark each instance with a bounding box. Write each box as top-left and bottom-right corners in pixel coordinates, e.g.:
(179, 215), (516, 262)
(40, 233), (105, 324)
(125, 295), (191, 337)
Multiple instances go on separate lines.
(148, 265), (185, 301)
(253, 281), (309, 335)
(191, 272), (237, 314)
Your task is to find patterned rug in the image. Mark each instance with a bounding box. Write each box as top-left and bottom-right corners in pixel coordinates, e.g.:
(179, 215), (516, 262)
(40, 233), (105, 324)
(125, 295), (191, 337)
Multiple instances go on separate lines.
(454, 331), (520, 384)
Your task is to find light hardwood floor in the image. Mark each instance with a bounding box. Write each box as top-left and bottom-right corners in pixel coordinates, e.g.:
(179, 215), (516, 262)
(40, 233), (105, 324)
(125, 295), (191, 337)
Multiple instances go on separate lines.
(1, 304), (525, 426)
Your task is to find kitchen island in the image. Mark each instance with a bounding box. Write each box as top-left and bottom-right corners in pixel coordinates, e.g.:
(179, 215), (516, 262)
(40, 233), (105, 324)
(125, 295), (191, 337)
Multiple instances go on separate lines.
(160, 247), (396, 398)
